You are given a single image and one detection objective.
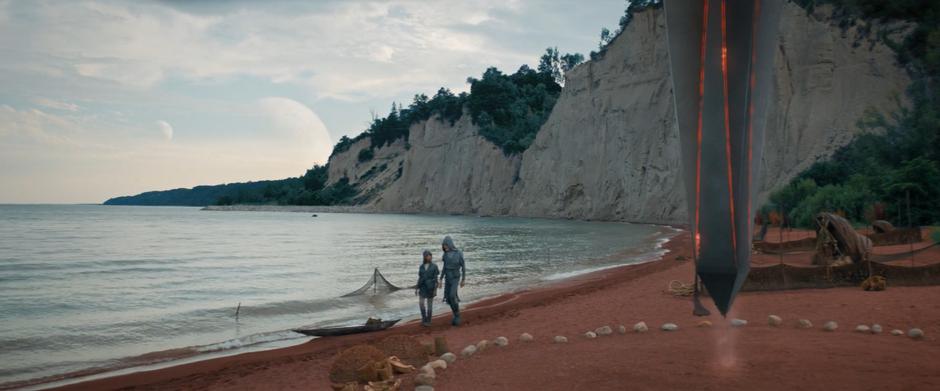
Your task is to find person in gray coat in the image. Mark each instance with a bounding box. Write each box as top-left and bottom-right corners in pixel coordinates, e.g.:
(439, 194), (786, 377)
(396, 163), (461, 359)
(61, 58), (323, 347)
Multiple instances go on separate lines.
(415, 249), (439, 326)
(438, 236), (466, 326)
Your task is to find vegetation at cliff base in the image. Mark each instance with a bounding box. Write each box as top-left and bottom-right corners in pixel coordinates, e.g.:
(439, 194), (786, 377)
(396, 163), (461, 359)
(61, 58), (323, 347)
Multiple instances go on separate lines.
(763, 0), (940, 228)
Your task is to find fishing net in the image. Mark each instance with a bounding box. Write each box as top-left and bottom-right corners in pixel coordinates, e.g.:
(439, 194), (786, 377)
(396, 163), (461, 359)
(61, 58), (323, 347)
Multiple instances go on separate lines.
(342, 268), (409, 297)
(869, 227), (923, 246)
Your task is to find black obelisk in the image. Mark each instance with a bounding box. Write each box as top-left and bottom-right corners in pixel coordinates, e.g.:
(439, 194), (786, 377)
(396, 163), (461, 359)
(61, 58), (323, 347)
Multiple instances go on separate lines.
(664, 0), (782, 316)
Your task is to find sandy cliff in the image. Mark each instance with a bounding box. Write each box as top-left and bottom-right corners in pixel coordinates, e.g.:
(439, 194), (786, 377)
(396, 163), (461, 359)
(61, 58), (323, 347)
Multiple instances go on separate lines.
(327, 3), (910, 224)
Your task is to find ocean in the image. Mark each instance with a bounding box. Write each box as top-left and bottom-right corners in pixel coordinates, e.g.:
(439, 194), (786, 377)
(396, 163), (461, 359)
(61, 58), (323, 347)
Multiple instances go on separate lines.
(0, 205), (674, 388)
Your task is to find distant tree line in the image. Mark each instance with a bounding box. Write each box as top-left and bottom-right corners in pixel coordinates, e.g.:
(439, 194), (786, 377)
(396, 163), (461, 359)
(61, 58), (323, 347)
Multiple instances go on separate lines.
(214, 165), (357, 206)
(762, 0), (940, 228)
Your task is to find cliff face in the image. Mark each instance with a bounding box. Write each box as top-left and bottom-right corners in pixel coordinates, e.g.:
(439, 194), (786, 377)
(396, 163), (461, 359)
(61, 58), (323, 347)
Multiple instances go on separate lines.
(328, 3), (910, 224)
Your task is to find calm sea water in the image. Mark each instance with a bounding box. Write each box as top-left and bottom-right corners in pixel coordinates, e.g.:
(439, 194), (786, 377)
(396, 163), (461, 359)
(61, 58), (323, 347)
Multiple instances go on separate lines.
(0, 205), (674, 387)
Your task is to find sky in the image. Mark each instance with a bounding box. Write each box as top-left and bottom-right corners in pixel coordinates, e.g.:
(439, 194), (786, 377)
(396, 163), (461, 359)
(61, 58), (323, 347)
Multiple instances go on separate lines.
(0, 0), (625, 204)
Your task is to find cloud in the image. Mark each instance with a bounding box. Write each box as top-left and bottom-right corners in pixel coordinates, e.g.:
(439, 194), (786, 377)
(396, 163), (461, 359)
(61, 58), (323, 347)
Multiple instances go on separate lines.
(0, 1), (539, 100)
(157, 120), (173, 140)
(33, 97), (79, 112)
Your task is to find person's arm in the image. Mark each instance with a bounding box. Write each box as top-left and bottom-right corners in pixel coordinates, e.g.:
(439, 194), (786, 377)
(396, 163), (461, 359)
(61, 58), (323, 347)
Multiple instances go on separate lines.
(415, 266), (422, 296)
(459, 252), (466, 287)
(439, 260), (445, 285)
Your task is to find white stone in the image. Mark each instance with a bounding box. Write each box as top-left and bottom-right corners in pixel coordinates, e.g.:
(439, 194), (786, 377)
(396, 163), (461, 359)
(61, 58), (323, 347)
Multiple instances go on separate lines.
(871, 324), (883, 334)
(730, 319), (748, 327)
(584, 331), (597, 339)
(617, 325), (627, 334)
(768, 315), (783, 327)
(418, 364), (435, 379)
(494, 336), (509, 347)
(440, 352), (457, 364)
(520, 333), (534, 342)
(891, 329), (904, 336)
(634, 321), (649, 333)
(595, 326), (613, 336)
(854, 325), (871, 333)
(475, 339), (489, 352)
(798, 319), (813, 329)
(908, 328), (925, 339)
(460, 345), (477, 357)
(415, 386), (435, 391)
(415, 370), (435, 386)
(823, 321), (838, 332)
(428, 359), (447, 370)
(661, 323), (679, 331)
(553, 335), (568, 343)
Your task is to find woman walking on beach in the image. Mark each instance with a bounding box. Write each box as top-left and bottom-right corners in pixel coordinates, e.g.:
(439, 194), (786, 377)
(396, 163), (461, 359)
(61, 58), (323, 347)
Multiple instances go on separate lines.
(415, 250), (439, 327)
(439, 236), (466, 326)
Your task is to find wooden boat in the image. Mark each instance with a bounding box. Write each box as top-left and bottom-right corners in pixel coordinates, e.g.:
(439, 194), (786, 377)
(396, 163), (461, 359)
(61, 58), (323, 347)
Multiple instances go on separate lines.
(292, 318), (400, 337)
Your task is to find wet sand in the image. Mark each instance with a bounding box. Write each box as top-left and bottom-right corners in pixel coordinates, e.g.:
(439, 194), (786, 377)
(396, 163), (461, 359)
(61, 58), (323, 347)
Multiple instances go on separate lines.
(49, 232), (940, 390)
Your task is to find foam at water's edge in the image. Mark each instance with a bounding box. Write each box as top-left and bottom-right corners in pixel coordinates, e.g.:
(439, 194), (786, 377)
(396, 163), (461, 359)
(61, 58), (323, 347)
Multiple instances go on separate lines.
(543, 226), (679, 281)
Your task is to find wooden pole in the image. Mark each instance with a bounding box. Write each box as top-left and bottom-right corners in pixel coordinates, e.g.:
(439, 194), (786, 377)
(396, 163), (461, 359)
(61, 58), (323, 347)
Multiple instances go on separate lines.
(691, 229), (710, 317)
(908, 190), (914, 266)
(779, 209), (784, 266)
(235, 302), (241, 322)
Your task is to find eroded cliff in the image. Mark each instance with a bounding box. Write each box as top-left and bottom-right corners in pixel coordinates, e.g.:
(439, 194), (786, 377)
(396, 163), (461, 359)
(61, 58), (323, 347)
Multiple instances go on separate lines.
(327, 3), (910, 224)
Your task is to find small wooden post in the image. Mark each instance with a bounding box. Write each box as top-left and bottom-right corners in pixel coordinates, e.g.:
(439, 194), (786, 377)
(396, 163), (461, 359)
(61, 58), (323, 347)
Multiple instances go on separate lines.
(908, 190), (914, 266)
(235, 302), (241, 322)
(778, 209), (784, 266)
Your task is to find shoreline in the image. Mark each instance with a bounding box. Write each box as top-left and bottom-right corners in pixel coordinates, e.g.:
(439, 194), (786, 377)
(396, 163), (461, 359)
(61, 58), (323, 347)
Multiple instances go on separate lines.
(199, 204), (682, 226)
(19, 226), (681, 391)
(32, 230), (940, 390)
(201, 204), (377, 213)
(38, 230), (685, 390)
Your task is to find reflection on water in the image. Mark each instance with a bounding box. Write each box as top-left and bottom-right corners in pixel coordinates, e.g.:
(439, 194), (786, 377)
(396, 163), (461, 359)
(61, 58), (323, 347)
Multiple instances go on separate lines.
(0, 205), (673, 386)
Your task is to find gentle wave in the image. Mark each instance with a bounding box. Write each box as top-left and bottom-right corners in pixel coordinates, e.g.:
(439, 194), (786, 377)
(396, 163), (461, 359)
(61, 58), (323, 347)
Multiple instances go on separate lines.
(0, 205), (672, 388)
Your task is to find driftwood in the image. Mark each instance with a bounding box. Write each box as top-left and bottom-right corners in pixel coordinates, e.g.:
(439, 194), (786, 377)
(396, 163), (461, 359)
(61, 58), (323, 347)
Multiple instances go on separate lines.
(812, 213), (872, 266)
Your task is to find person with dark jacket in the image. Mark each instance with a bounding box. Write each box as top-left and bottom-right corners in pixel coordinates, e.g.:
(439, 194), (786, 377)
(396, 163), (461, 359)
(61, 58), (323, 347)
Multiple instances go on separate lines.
(415, 249), (439, 326)
(439, 236), (466, 326)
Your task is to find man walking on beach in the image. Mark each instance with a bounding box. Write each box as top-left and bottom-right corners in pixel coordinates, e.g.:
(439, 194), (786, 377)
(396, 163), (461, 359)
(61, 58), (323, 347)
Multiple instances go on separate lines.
(439, 236), (466, 326)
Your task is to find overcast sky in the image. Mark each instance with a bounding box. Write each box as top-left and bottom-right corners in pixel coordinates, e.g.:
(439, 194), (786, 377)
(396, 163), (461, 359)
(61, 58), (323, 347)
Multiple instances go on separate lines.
(0, 0), (625, 203)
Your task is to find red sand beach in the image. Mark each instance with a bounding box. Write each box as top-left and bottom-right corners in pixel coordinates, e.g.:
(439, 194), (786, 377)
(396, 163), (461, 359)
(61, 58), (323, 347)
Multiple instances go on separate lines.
(50, 231), (940, 391)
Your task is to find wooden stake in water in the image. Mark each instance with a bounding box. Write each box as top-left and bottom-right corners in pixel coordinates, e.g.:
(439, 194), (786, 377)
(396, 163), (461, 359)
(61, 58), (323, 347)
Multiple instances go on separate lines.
(235, 302), (241, 323)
